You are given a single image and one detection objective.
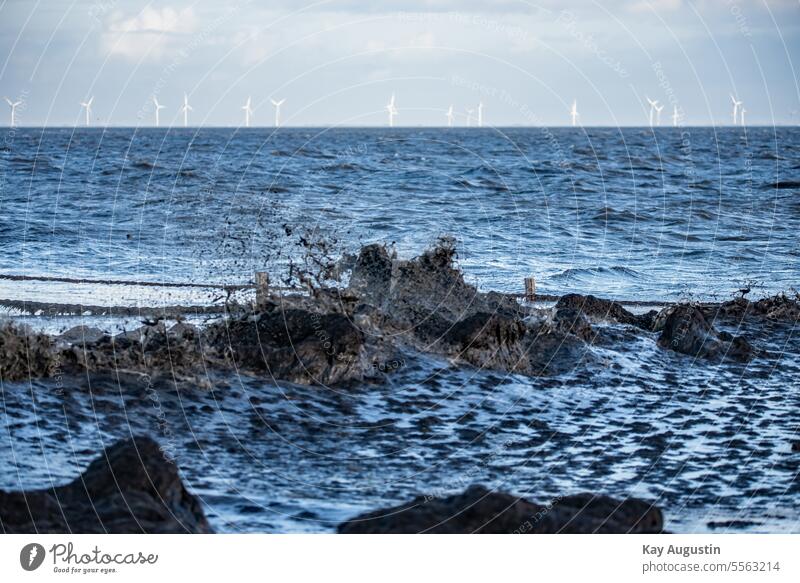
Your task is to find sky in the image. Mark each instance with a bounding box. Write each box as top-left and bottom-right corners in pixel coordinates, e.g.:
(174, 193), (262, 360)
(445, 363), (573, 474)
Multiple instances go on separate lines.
(0, 0), (798, 126)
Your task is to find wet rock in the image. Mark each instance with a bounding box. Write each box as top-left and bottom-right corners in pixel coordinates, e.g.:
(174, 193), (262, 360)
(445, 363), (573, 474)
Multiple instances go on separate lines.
(215, 307), (371, 385)
(338, 485), (663, 534)
(551, 307), (595, 341)
(708, 293), (800, 323)
(57, 325), (106, 345)
(657, 305), (753, 361)
(0, 436), (211, 533)
(555, 294), (650, 329)
(0, 321), (55, 381)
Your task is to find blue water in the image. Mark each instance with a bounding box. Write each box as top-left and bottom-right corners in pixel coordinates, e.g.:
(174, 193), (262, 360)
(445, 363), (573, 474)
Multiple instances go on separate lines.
(2, 127), (798, 302)
(1, 127), (799, 534)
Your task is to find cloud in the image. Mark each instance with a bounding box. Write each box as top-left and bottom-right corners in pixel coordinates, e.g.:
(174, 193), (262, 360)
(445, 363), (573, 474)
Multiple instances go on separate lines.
(103, 6), (197, 60)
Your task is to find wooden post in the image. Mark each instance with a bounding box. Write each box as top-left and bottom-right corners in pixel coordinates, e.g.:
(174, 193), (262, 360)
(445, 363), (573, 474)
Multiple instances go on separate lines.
(255, 271), (269, 307)
(524, 276), (536, 302)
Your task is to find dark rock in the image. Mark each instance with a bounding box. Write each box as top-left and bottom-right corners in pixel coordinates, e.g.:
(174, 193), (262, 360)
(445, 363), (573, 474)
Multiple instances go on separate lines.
(792, 441), (800, 453)
(0, 436), (211, 533)
(555, 294), (649, 329)
(338, 485), (663, 534)
(216, 308), (369, 385)
(57, 325), (106, 345)
(0, 321), (55, 381)
(657, 305), (753, 361)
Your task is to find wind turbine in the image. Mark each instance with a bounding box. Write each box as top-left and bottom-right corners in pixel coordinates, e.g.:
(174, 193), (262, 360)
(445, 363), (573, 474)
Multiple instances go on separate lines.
(242, 96), (254, 127)
(4, 97), (21, 127)
(445, 105), (454, 127)
(270, 98), (285, 127)
(180, 93), (192, 127)
(672, 105), (679, 127)
(740, 106), (746, 126)
(730, 94), (742, 126)
(570, 99), (579, 127)
(654, 103), (664, 126)
(386, 94), (398, 127)
(477, 102), (484, 127)
(465, 107), (474, 127)
(646, 97), (659, 127)
(152, 96), (165, 127)
(79, 96), (94, 127)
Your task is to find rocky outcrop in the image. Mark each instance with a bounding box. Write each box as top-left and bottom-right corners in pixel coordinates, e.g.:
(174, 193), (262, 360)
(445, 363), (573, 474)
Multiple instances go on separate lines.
(657, 305), (753, 361)
(0, 436), (211, 533)
(338, 485), (663, 534)
(555, 294), (654, 330)
(2, 240), (780, 386)
(214, 307), (373, 385)
(0, 322), (55, 381)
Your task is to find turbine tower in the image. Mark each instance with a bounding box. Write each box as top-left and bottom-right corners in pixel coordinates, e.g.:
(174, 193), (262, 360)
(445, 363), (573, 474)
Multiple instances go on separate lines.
(79, 96), (94, 127)
(730, 94), (742, 126)
(152, 96), (165, 127)
(4, 97), (22, 127)
(672, 105), (679, 127)
(270, 98), (285, 127)
(646, 97), (659, 127)
(654, 103), (664, 126)
(445, 105), (454, 127)
(570, 99), (579, 127)
(180, 93), (192, 128)
(386, 94), (397, 127)
(740, 106), (746, 126)
(465, 107), (474, 127)
(242, 96), (254, 127)
(477, 102), (484, 127)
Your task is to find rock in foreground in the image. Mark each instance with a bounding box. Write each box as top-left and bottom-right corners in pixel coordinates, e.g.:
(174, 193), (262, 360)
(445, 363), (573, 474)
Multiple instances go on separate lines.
(0, 436), (211, 533)
(338, 485), (663, 534)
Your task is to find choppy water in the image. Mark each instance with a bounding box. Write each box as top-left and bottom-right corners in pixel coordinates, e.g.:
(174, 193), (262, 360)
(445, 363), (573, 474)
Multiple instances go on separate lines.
(1, 127), (799, 533)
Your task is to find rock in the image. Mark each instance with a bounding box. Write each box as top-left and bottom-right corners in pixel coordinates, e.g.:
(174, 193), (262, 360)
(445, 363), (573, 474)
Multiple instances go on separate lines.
(338, 485), (663, 534)
(0, 436), (211, 533)
(709, 293), (800, 323)
(0, 321), (55, 381)
(57, 325), (106, 344)
(555, 294), (650, 329)
(216, 307), (370, 385)
(657, 305), (753, 361)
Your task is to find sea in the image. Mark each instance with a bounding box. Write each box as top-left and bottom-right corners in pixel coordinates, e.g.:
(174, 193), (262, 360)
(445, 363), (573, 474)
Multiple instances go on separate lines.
(1, 126), (798, 532)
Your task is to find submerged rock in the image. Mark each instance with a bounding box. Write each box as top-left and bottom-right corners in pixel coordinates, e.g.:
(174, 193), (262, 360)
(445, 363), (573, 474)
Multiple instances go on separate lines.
(0, 436), (211, 533)
(657, 305), (753, 361)
(338, 485), (663, 534)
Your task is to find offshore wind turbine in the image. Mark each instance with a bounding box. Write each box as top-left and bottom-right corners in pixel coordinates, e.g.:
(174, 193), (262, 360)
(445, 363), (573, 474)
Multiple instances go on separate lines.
(242, 96), (254, 127)
(386, 94), (397, 127)
(477, 102), (484, 127)
(4, 97), (22, 127)
(465, 107), (474, 127)
(79, 96), (94, 127)
(730, 94), (742, 125)
(740, 106), (746, 126)
(672, 105), (679, 127)
(180, 93), (192, 127)
(152, 96), (165, 127)
(445, 105), (454, 127)
(270, 98), (285, 127)
(570, 99), (579, 127)
(654, 103), (664, 126)
(646, 97), (659, 127)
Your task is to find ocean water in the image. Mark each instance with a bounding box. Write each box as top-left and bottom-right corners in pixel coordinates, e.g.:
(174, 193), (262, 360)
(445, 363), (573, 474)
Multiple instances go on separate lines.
(1, 127), (799, 303)
(1, 127), (799, 533)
